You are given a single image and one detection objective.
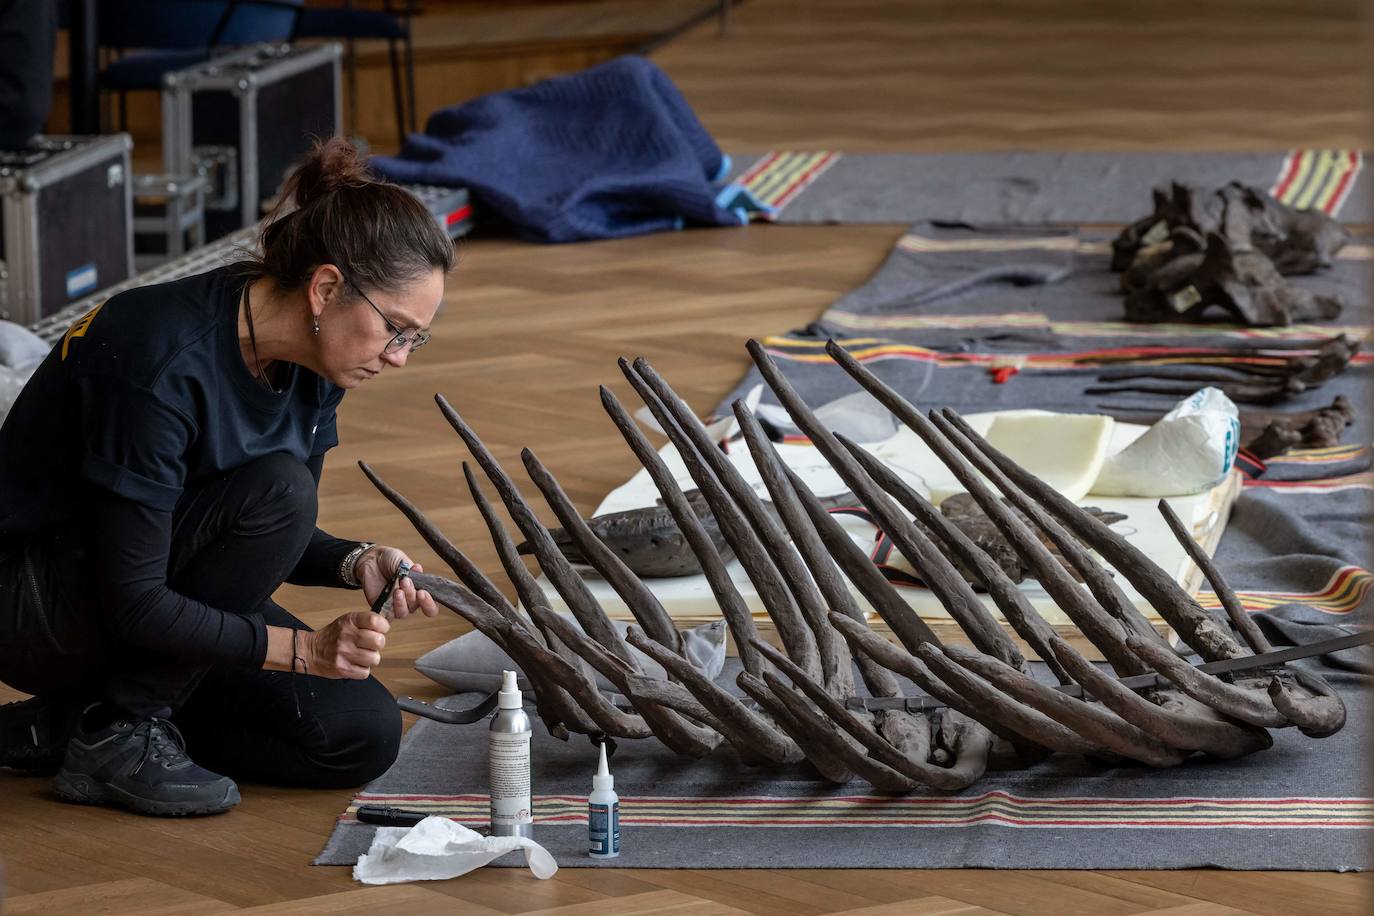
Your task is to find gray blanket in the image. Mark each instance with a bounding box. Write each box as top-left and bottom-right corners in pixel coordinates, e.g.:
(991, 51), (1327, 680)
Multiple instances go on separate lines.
(318, 220), (1372, 873)
(727, 150), (1368, 224)
(316, 652), (1370, 870)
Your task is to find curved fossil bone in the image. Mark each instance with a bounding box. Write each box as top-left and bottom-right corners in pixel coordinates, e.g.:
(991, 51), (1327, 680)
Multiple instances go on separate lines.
(1046, 634), (1273, 759)
(832, 432), (1073, 685)
(409, 571), (652, 738)
(745, 338), (1025, 672)
(1155, 498), (1272, 655)
(619, 359), (824, 684)
(624, 627), (802, 764)
(437, 397), (720, 756)
(632, 356), (850, 692)
(520, 447), (682, 653)
(736, 671), (853, 783)
(935, 408), (1246, 662)
(599, 384), (766, 677)
(436, 395), (630, 661)
(942, 644), (1187, 768)
(752, 638), (989, 790)
(928, 410), (1169, 655)
(933, 408), (1344, 732)
(359, 460), (588, 739)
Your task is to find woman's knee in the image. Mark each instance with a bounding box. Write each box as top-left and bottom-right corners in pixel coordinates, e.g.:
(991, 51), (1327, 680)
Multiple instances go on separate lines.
(237, 453), (319, 532)
(309, 677), (402, 787)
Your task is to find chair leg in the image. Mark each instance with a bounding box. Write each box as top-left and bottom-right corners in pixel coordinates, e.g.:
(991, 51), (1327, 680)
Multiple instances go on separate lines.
(346, 39), (358, 134)
(403, 29), (417, 133)
(387, 37), (405, 145)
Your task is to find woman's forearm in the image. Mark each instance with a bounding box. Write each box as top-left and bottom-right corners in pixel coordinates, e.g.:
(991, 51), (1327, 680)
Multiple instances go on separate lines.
(93, 491), (271, 667)
(263, 624), (317, 672)
(285, 527), (361, 587)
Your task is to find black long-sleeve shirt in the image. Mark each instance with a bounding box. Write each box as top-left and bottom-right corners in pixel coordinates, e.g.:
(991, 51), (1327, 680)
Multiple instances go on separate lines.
(0, 266), (355, 666)
(89, 453), (358, 668)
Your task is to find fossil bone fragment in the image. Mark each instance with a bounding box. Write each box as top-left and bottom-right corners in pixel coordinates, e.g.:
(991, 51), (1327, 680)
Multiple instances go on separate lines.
(523, 489), (862, 578)
(1113, 181), (1349, 277)
(1123, 232), (1343, 327)
(1245, 394), (1357, 459)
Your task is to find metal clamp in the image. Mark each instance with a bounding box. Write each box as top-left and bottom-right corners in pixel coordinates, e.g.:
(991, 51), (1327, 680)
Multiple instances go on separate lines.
(397, 691), (500, 724)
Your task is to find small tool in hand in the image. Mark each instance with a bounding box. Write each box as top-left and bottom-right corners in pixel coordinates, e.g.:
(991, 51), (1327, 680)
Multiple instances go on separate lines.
(371, 559), (412, 621)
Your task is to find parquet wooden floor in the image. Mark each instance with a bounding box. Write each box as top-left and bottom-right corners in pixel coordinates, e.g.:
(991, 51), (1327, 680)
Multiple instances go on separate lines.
(3, 1), (1372, 913)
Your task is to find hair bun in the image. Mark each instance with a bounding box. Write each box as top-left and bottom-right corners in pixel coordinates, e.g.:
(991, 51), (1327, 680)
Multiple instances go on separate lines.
(239, 134), (454, 296)
(289, 136), (370, 209)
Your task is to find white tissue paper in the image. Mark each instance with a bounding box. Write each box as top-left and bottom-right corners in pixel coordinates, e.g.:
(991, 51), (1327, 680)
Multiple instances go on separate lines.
(353, 816), (558, 885)
(0, 365), (28, 427)
(1090, 387), (1240, 497)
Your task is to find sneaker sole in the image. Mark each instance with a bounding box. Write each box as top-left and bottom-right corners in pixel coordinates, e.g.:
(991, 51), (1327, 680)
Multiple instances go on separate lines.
(53, 769), (241, 817)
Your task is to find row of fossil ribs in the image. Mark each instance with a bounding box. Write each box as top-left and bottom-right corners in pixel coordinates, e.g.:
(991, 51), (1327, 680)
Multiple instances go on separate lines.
(1086, 333), (1360, 406)
(362, 340), (1347, 792)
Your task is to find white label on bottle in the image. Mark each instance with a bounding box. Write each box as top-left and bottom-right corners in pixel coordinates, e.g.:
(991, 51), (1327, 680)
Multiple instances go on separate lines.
(489, 731), (532, 825)
(590, 801), (620, 856)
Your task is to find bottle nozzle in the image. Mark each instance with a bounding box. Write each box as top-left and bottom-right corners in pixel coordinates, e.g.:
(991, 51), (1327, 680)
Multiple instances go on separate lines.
(498, 669), (522, 709)
(592, 740), (613, 791)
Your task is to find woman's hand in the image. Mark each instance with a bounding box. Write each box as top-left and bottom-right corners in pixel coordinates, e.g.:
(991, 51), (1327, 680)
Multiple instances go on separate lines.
(306, 611), (391, 679)
(354, 544), (439, 619)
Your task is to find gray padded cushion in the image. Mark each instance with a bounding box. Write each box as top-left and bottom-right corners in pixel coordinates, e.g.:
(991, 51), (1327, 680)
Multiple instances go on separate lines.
(0, 320), (49, 369)
(415, 613), (727, 693)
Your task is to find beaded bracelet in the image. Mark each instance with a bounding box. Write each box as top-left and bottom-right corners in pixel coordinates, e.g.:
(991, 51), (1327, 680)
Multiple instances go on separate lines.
(339, 541), (377, 588)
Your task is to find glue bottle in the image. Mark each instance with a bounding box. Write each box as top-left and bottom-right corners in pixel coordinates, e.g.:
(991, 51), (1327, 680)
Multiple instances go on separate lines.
(587, 740), (620, 858)
(488, 670), (533, 838)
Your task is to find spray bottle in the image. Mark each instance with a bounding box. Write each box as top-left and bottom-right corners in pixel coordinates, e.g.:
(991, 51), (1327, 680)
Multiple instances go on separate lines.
(488, 670), (533, 838)
(587, 740), (620, 858)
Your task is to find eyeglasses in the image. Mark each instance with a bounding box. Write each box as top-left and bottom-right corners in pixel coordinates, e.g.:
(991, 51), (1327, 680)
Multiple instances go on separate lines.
(349, 279), (431, 354)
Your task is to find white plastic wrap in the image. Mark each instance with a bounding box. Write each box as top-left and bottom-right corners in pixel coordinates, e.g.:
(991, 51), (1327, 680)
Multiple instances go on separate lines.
(353, 816), (558, 884)
(0, 320), (49, 370)
(0, 365), (28, 427)
(1091, 387), (1239, 497)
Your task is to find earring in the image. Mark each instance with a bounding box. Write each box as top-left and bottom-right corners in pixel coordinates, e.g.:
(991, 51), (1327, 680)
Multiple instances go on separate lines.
(312, 317), (320, 335)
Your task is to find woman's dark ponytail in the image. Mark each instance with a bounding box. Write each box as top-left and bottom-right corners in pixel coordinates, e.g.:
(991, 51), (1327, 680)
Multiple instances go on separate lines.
(239, 137), (454, 294)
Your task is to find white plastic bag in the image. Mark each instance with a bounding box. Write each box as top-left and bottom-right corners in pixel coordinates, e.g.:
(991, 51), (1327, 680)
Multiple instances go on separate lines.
(0, 320), (47, 369)
(0, 365), (28, 426)
(752, 388), (899, 443)
(353, 816), (558, 885)
(1091, 387), (1239, 497)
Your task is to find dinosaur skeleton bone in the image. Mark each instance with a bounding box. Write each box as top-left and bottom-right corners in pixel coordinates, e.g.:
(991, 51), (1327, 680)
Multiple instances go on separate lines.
(362, 340), (1351, 791)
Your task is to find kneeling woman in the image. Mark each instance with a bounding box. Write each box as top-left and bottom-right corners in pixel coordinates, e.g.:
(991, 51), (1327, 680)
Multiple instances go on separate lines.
(0, 139), (452, 815)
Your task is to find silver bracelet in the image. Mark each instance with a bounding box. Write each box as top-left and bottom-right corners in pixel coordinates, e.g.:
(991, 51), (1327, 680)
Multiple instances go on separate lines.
(339, 541), (376, 588)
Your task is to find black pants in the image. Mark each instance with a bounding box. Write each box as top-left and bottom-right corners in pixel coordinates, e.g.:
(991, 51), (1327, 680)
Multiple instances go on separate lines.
(0, 454), (400, 788)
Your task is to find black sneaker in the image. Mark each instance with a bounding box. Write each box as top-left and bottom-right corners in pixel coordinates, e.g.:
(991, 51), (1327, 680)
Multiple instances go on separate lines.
(54, 714), (240, 816)
(1, 694), (81, 775)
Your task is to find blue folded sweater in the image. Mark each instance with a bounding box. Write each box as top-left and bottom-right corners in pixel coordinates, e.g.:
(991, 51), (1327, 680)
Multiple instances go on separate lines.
(369, 56), (749, 243)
